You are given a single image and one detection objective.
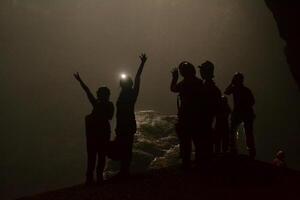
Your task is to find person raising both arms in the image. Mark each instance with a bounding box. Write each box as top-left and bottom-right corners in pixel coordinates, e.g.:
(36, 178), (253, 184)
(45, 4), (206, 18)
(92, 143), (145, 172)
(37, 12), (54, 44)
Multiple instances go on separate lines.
(115, 53), (147, 178)
(74, 72), (114, 185)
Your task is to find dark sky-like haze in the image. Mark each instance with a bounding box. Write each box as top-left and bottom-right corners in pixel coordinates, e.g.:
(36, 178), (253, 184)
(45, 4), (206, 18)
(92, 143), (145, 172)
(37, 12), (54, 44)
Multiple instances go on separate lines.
(1, 0), (300, 199)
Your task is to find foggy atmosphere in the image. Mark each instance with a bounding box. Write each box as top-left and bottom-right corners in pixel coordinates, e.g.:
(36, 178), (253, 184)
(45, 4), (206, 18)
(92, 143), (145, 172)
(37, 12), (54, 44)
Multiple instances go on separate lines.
(1, 0), (300, 199)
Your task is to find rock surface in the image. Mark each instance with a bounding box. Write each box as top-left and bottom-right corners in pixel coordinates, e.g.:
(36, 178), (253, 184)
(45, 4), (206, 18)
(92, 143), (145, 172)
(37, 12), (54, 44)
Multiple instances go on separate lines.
(18, 155), (300, 200)
(265, 1), (300, 89)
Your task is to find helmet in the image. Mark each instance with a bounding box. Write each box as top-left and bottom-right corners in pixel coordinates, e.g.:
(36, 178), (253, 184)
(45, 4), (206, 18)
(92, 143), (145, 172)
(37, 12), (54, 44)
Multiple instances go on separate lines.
(232, 72), (244, 85)
(178, 61), (196, 78)
(120, 76), (133, 89)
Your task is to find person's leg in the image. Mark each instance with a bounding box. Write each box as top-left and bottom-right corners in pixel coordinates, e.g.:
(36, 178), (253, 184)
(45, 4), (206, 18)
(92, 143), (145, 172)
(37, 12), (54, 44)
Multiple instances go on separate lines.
(96, 151), (106, 183)
(214, 131), (221, 154)
(176, 122), (192, 169)
(229, 114), (242, 154)
(181, 133), (192, 169)
(120, 135), (134, 176)
(86, 146), (96, 184)
(193, 133), (201, 166)
(175, 123), (184, 159)
(244, 118), (256, 158)
(85, 117), (96, 184)
(222, 127), (230, 153)
(201, 135), (213, 162)
(204, 120), (213, 160)
(96, 133), (110, 183)
(194, 137), (213, 167)
(194, 124), (213, 166)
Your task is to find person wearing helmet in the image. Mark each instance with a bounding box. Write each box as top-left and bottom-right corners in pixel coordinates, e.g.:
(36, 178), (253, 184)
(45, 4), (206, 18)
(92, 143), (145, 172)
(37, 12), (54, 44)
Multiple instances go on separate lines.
(74, 72), (114, 185)
(115, 53), (147, 177)
(198, 61), (222, 157)
(225, 72), (256, 158)
(171, 61), (203, 169)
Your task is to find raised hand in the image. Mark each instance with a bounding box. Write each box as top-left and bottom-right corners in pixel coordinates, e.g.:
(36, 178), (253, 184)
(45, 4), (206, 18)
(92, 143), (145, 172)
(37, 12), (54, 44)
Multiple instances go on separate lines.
(171, 68), (179, 80)
(73, 72), (81, 82)
(170, 67), (179, 92)
(73, 72), (96, 105)
(139, 53), (147, 63)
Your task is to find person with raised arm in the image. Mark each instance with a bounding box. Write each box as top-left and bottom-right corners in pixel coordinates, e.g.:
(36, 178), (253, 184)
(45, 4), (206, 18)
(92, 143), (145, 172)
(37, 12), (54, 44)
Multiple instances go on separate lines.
(114, 53), (147, 177)
(74, 73), (114, 185)
(171, 61), (203, 170)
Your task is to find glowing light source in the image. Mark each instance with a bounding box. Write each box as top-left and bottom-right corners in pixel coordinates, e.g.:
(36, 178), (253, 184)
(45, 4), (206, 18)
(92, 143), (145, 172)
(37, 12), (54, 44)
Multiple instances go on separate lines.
(121, 73), (127, 79)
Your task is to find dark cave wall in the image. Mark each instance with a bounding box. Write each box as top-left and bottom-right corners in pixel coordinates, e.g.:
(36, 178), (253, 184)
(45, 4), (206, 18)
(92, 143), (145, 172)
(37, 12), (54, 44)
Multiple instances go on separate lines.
(265, 1), (300, 89)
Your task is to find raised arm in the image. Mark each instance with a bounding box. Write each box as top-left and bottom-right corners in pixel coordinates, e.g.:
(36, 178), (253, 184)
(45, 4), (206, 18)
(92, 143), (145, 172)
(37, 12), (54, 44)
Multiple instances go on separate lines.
(170, 68), (180, 93)
(73, 72), (96, 106)
(224, 83), (234, 95)
(133, 53), (147, 98)
(108, 102), (115, 120)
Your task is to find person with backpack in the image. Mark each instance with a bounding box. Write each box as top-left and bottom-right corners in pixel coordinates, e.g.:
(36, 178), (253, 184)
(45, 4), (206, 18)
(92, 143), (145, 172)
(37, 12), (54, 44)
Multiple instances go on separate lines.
(74, 72), (114, 185)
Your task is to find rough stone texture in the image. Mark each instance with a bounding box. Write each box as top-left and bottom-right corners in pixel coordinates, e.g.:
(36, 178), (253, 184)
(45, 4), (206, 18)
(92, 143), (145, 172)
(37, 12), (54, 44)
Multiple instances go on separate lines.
(265, 1), (300, 89)
(18, 155), (300, 200)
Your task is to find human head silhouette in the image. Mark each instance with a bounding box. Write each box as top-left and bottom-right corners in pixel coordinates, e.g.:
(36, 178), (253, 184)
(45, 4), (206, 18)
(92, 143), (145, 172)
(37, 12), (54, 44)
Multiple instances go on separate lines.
(199, 61), (214, 80)
(178, 61), (196, 78)
(120, 76), (134, 90)
(97, 86), (110, 101)
(232, 72), (244, 86)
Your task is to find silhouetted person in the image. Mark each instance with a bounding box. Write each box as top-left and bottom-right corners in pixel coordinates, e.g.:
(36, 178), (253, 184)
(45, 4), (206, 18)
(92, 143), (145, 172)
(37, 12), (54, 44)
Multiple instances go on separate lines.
(198, 61), (222, 160)
(115, 53), (147, 177)
(74, 73), (114, 185)
(214, 96), (231, 153)
(225, 72), (256, 158)
(171, 62), (203, 169)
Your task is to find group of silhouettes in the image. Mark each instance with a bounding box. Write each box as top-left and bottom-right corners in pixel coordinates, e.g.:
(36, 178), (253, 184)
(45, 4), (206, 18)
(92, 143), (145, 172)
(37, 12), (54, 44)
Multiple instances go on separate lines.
(74, 53), (256, 185)
(171, 61), (256, 171)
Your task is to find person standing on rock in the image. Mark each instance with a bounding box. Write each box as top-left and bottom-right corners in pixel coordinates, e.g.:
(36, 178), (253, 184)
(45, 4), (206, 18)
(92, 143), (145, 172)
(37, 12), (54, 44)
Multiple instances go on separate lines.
(114, 53), (147, 178)
(171, 61), (203, 170)
(225, 72), (256, 158)
(198, 61), (222, 160)
(74, 73), (114, 185)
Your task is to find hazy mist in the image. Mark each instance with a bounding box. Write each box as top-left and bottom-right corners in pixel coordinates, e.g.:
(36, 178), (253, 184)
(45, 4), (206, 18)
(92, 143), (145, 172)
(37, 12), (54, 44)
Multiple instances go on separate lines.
(1, 0), (300, 199)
